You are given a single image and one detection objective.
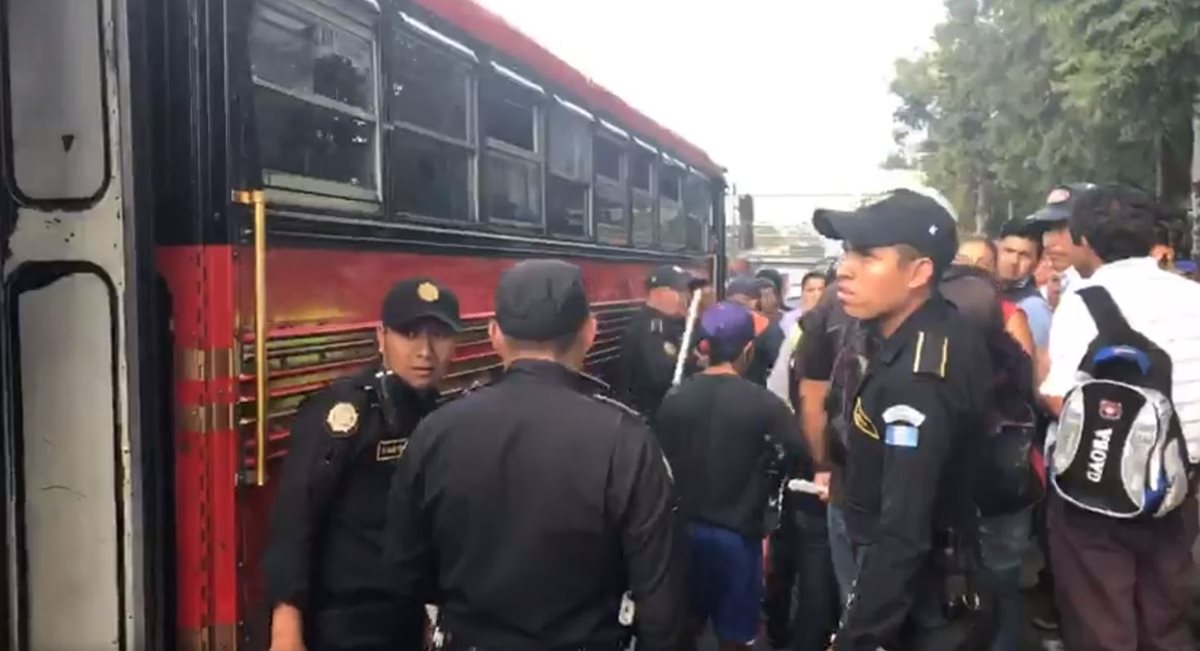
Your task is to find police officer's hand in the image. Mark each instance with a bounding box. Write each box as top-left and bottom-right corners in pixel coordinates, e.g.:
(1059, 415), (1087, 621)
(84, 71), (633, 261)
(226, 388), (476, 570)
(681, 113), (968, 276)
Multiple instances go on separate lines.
(813, 471), (832, 503)
(268, 636), (306, 651)
(269, 604), (307, 651)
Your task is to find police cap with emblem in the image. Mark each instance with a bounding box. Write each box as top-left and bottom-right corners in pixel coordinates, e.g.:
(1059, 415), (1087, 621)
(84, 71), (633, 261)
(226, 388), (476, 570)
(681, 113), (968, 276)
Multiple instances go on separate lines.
(647, 264), (707, 292)
(382, 277), (462, 332)
(1026, 182), (1096, 225)
(812, 188), (958, 273)
(495, 259), (590, 341)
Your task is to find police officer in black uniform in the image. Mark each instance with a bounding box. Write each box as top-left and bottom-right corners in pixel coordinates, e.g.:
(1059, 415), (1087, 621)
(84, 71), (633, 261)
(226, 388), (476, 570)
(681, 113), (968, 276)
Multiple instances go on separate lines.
(386, 259), (686, 651)
(810, 191), (993, 651)
(618, 264), (706, 418)
(262, 278), (461, 651)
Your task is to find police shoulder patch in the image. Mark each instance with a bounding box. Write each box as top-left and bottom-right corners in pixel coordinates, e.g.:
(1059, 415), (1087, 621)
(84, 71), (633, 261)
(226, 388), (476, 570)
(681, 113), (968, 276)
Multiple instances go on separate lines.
(591, 393), (645, 420)
(910, 330), (949, 379)
(882, 403), (924, 449)
(882, 404), (926, 427)
(325, 401), (360, 437)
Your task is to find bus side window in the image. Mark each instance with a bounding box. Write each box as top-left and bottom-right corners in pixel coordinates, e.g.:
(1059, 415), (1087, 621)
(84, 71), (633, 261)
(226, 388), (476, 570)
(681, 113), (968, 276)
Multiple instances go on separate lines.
(386, 18), (477, 222)
(248, 0), (380, 199)
(630, 143), (656, 248)
(684, 171), (712, 252)
(546, 99), (592, 239)
(6, 0), (108, 204)
(593, 129), (629, 246)
(658, 159), (685, 251)
(481, 68), (544, 229)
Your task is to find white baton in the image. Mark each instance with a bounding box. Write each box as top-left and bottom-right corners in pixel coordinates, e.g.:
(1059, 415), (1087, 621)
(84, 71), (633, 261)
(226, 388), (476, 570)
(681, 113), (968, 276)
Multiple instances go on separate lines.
(672, 288), (703, 386)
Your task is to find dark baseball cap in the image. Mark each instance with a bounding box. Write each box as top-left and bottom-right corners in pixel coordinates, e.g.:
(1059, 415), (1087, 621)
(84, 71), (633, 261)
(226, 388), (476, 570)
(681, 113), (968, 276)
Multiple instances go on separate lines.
(495, 259), (590, 341)
(647, 264), (706, 292)
(382, 277), (462, 332)
(726, 275), (762, 298)
(812, 189), (958, 271)
(755, 268), (784, 294)
(1028, 182), (1096, 224)
(698, 301), (768, 361)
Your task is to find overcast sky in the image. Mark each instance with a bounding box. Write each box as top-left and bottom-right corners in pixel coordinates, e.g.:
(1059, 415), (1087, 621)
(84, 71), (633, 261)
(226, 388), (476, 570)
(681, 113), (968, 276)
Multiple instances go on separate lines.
(477, 0), (946, 207)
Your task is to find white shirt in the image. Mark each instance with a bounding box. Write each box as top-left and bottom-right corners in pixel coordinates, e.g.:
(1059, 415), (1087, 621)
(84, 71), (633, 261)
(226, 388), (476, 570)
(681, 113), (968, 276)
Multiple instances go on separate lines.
(766, 320), (803, 407)
(1040, 266), (1085, 301)
(1040, 257), (1200, 462)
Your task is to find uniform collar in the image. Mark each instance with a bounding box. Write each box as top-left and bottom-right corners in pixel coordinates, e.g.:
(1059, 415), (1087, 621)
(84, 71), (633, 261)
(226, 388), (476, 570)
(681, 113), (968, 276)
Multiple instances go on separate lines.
(505, 359), (586, 388)
(642, 304), (682, 322)
(360, 361), (440, 415)
(875, 294), (949, 366)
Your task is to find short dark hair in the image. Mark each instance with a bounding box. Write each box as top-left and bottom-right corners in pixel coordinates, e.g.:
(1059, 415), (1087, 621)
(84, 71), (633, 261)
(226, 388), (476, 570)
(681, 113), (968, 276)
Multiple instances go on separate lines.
(959, 234), (998, 260)
(998, 219), (1044, 258)
(503, 330), (581, 357)
(707, 339), (750, 366)
(800, 271), (825, 289)
(1068, 184), (1157, 263)
(755, 268), (784, 295)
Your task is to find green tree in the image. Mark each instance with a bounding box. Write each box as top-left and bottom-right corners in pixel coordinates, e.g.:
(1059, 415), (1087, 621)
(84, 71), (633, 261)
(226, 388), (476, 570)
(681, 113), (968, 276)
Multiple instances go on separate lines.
(891, 0), (1198, 234)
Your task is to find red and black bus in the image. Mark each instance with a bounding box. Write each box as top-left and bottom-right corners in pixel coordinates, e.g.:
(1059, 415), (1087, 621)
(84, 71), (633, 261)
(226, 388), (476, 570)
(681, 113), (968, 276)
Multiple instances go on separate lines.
(1, 0), (726, 649)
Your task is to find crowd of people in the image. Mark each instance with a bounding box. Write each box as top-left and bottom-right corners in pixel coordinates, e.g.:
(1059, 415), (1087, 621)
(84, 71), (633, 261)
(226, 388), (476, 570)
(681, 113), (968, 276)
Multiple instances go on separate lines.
(259, 181), (1200, 651)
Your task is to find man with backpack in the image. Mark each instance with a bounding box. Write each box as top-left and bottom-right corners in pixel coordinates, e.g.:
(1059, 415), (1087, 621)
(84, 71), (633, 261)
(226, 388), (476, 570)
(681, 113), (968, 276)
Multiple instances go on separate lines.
(941, 260), (1044, 651)
(1040, 184), (1200, 651)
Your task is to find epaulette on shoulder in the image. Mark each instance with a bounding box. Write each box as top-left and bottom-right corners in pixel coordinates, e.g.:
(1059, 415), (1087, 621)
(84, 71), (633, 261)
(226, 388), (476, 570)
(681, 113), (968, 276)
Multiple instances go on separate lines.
(910, 330), (950, 379)
(590, 393), (645, 421)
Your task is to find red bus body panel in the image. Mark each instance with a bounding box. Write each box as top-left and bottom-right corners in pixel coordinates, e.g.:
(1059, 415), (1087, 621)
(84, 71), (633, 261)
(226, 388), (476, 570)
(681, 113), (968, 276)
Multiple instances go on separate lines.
(160, 243), (710, 647)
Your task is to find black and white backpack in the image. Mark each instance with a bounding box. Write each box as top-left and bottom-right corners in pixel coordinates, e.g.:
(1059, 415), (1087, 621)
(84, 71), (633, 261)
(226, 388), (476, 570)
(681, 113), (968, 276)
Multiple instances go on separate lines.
(1050, 286), (1190, 518)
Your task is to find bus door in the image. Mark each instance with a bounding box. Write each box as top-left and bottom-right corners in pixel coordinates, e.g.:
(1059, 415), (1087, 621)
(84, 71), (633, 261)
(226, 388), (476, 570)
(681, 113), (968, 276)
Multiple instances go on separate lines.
(0, 0), (157, 649)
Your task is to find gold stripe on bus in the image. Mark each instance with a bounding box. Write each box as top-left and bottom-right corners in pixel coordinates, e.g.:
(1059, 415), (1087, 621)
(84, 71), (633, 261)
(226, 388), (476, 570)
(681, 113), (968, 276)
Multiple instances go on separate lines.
(177, 346), (235, 382)
(178, 402), (235, 435)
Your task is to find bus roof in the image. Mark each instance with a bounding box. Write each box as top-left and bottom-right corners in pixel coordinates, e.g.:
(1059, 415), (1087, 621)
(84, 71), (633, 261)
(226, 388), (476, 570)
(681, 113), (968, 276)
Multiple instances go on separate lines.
(412, 0), (724, 179)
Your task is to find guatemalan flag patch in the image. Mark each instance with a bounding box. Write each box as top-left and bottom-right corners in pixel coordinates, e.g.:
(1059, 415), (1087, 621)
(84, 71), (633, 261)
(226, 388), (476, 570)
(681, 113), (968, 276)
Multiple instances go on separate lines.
(884, 424), (920, 448)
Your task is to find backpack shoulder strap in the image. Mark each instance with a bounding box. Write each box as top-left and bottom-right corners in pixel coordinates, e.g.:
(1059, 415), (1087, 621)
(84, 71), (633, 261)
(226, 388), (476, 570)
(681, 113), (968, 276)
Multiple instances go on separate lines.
(1077, 285), (1134, 340)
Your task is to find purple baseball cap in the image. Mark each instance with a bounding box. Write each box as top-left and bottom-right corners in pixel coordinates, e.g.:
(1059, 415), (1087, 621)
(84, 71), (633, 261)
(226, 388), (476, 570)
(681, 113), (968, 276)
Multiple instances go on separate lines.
(699, 301), (768, 361)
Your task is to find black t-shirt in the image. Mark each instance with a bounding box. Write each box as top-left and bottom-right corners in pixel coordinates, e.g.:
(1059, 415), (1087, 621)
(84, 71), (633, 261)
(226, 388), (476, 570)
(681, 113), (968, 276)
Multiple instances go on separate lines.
(654, 373), (804, 538)
(746, 320), (785, 387)
(797, 286), (857, 507)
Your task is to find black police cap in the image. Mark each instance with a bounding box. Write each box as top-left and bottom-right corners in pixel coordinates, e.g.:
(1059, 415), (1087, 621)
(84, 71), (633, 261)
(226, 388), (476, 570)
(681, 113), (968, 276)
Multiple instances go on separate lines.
(646, 264), (707, 292)
(1027, 182), (1096, 224)
(812, 189), (958, 272)
(495, 259), (590, 341)
(382, 277), (462, 332)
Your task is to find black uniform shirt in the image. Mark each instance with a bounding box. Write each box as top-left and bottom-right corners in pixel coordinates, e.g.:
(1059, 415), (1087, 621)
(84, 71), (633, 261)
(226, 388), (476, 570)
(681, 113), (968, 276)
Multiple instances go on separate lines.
(618, 305), (690, 418)
(835, 296), (992, 651)
(386, 360), (686, 651)
(261, 364), (437, 641)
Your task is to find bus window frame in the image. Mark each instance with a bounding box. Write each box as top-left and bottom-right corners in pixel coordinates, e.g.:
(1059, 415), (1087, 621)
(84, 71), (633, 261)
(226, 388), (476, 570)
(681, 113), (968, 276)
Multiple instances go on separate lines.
(249, 0), (383, 202)
(630, 137), (658, 249)
(384, 17), (480, 224)
(545, 95), (595, 242)
(480, 64), (546, 232)
(684, 168), (713, 253)
(592, 125), (630, 247)
(1, 0), (112, 208)
(657, 154), (686, 251)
